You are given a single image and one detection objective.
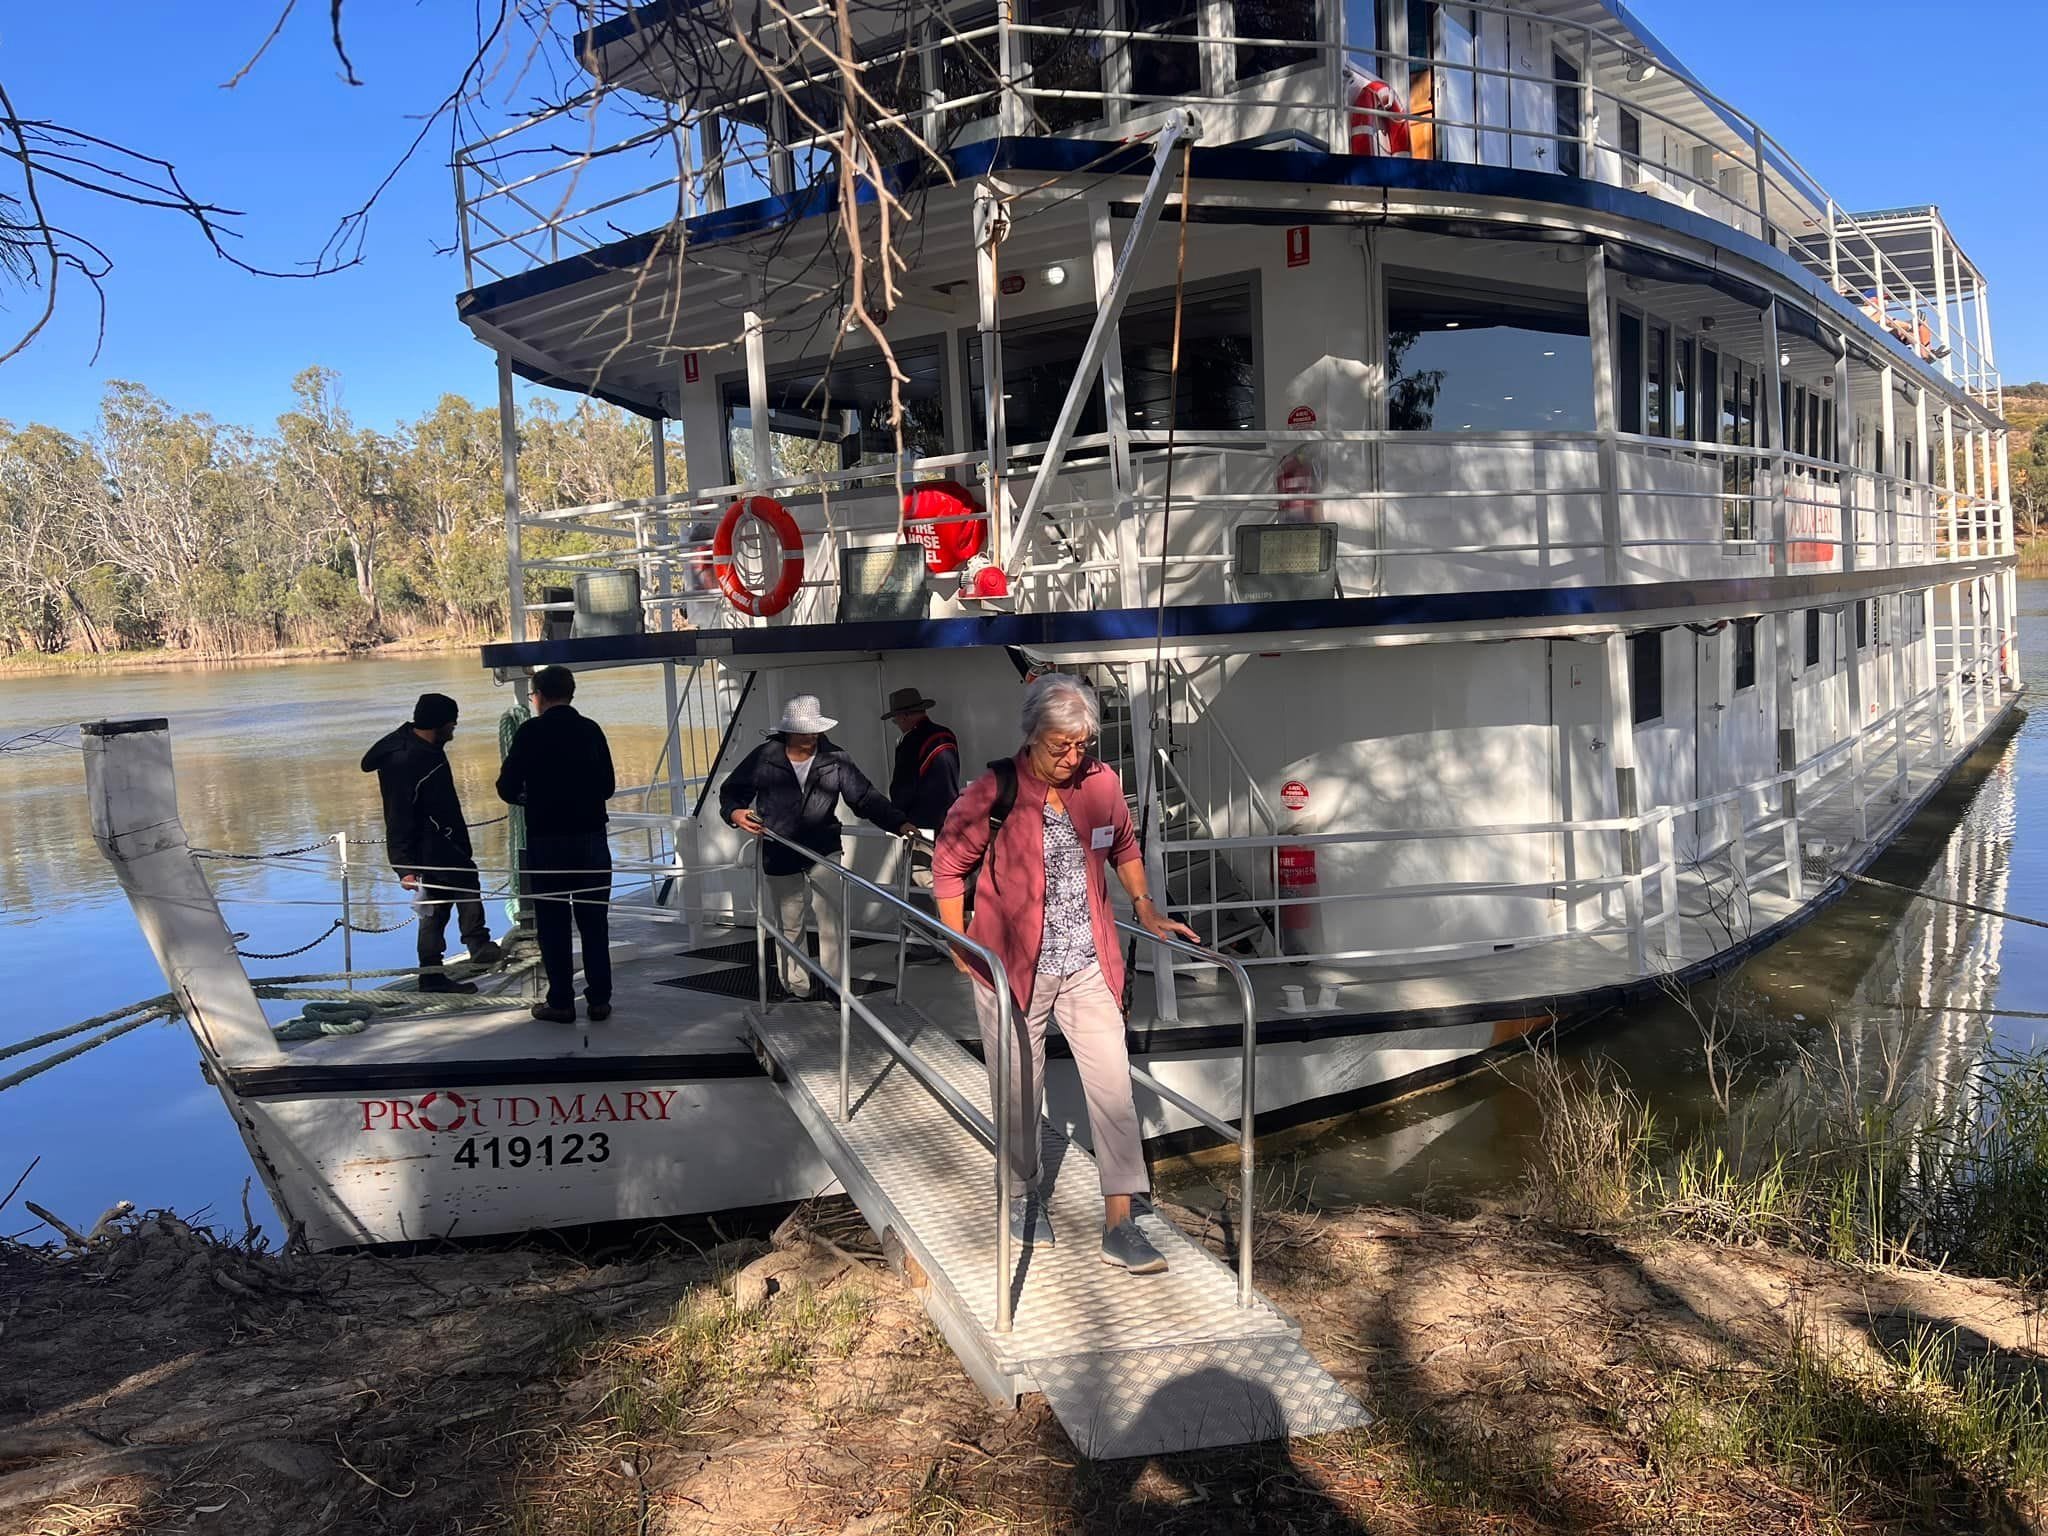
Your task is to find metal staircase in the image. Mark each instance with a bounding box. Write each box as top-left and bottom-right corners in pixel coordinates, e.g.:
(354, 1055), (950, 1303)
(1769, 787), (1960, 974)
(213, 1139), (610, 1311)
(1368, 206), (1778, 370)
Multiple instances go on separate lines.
(743, 830), (1371, 1458)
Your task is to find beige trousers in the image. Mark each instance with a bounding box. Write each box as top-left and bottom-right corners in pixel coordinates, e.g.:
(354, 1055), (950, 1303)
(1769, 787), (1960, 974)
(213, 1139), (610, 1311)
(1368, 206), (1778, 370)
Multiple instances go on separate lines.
(972, 963), (1148, 1199)
(765, 860), (843, 996)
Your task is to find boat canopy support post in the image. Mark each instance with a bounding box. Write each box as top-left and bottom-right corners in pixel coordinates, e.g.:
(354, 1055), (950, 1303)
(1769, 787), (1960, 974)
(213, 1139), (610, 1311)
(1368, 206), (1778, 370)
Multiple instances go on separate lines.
(745, 283), (773, 494)
(1002, 110), (1200, 580)
(498, 353), (529, 704)
(974, 191), (1010, 570)
(1586, 248), (1624, 586)
(1090, 196), (1141, 605)
(84, 720), (280, 1066)
(1763, 301), (1787, 571)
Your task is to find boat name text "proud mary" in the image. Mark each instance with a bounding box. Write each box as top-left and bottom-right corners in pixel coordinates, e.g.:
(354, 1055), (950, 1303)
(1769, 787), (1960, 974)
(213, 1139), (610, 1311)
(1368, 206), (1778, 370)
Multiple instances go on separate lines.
(357, 1089), (679, 1134)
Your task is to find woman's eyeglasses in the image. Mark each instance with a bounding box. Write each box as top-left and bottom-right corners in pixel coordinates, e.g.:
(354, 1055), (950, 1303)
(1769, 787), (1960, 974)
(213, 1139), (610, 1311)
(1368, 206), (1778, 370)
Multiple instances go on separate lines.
(1040, 738), (1096, 762)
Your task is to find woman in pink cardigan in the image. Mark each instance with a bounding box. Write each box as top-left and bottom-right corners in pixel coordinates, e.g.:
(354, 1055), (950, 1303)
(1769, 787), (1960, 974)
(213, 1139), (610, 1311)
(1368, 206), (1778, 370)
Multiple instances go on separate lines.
(932, 674), (1200, 1275)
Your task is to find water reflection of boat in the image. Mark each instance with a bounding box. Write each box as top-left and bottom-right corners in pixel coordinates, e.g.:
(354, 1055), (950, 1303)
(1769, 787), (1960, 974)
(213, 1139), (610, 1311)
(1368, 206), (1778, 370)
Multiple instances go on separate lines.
(89, 0), (2023, 1249)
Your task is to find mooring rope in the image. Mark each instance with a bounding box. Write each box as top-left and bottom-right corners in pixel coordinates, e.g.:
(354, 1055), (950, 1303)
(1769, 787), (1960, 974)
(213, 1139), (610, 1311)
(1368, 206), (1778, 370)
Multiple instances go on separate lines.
(1847, 872), (2048, 933)
(0, 994), (177, 1064)
(0, 1007), (179, 1094)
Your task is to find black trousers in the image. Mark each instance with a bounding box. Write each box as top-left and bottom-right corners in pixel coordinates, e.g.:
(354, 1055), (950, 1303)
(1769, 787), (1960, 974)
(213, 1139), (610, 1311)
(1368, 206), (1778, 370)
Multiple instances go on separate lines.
(525, 832), (612, 1008)
(408, 860), (492, 969)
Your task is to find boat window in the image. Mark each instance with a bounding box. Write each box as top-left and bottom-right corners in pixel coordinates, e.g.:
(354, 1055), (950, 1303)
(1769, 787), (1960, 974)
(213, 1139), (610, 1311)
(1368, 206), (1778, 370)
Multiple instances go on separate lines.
(1236, 0), (1320, 83)
(934, 3), (1003, 138)
(1697, 347), (1719, 447)
(1674, 337), (1693, 442)
(1385, 278), (1594, 432)
(1630, 630), (1663, 725)
(1614, 310), (1642, 435)
(1855, 599), (1868, 649)
(1647, 323), (1668, 437)
(723, 341), (950, 485)
(1805, 608), (1822, 669)
(1551, 53), (1582, 178)
(1734, 617), (1757, 691)
(965, 279), (1258, 445)
(1618, 108), (1641, 187)
(1126, 0), (1203, 101)
(1022, 0), (1106, 132)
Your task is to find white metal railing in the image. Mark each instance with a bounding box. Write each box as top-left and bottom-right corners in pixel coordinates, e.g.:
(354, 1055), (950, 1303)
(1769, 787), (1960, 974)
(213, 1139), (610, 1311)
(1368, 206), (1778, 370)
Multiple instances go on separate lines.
(1146, 620), (2014, 982)
(502, 421), (2010, 638)
(459, 0), (2000, 405)
(751, 823), (1264, 1315)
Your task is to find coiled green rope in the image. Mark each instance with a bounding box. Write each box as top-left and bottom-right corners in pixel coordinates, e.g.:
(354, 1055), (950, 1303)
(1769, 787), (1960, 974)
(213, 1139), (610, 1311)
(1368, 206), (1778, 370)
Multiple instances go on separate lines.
(270, 1000), (378, 1041)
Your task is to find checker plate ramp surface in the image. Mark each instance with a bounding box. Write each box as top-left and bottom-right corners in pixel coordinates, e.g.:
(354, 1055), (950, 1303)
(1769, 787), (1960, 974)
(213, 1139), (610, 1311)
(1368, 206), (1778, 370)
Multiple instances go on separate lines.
(748, 1000), (1370, 1457)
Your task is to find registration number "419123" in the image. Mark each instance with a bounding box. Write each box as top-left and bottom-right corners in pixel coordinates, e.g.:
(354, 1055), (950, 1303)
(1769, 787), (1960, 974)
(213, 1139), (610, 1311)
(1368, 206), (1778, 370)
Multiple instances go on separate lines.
(451, 1132), (611, 1170)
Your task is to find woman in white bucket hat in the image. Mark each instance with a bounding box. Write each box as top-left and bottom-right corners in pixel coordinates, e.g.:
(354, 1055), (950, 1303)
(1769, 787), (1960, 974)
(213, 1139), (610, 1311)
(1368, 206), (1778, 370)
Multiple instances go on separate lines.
(718, 694), (915, 999)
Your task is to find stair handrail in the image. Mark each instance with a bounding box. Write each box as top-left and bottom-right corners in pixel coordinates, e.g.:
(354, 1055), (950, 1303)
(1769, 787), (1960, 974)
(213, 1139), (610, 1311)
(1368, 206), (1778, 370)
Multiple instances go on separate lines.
(750, 825), (1022, 1333)
(1113, 919), (1260, 1307)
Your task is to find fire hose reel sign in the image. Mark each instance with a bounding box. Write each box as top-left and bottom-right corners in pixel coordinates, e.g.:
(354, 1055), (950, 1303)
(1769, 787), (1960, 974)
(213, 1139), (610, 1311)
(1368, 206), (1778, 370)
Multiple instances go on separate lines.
(1286, 405), (1317, 428)
(1281, 779), (1310, 812)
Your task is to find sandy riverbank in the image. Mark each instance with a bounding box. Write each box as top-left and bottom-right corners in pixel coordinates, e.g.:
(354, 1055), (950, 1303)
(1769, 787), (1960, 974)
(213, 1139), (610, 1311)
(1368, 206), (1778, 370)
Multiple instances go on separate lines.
(6, 1191), (2046, 1535)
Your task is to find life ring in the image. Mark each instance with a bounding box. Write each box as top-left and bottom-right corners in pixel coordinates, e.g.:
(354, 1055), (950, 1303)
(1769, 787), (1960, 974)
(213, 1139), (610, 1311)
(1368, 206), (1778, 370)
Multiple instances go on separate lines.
(712, 496), (806, 617)
(1348, 74), (1411, 158)
(901, 479), (987, 574)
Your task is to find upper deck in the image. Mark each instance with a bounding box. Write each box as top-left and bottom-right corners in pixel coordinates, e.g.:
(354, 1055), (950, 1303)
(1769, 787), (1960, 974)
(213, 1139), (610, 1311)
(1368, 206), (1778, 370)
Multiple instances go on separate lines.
(462, 0), (2001, 410)
(457, 0), (2013, 656)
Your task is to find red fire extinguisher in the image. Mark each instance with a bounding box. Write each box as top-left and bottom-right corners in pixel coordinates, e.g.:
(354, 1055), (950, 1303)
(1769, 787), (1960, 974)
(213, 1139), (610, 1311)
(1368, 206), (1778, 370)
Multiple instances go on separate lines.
(1276, 777), (1317, 955)
(1276, 447), (1321, 522)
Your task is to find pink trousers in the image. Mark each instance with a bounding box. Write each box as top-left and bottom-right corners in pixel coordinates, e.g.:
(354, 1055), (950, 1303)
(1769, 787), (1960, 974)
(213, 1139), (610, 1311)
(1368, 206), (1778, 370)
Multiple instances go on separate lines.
(971, 963), (1148, 1198)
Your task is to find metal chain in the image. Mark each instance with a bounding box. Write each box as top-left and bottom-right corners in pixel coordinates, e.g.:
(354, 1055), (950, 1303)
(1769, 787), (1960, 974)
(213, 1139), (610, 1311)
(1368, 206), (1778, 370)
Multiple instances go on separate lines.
(235, 921), (343, 960)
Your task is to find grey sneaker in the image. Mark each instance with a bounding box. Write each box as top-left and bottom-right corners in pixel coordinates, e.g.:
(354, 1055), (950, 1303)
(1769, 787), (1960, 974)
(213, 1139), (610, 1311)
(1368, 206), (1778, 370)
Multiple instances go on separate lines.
(1100, 1219), (1168, 1275)
(1009, 1194), (1054, 1247)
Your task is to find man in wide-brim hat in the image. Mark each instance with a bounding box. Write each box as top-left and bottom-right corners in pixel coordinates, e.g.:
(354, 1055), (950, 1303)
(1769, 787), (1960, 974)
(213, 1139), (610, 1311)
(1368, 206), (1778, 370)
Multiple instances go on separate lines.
(882, 685), (961, 846)
(718, 695), (915, 999)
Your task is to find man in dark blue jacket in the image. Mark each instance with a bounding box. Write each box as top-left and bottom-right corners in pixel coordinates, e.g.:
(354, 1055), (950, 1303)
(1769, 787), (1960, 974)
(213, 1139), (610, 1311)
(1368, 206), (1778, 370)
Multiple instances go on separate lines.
(720, 695), (914, 999)
(498, 667), (616, 1023)
(361, 693), (502, 993)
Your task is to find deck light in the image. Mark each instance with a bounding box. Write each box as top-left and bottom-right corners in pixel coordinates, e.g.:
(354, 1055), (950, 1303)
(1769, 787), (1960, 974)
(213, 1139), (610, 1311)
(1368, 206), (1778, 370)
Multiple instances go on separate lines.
(1043, 263), (1069, 287)
(1626, 60), (1657, 84)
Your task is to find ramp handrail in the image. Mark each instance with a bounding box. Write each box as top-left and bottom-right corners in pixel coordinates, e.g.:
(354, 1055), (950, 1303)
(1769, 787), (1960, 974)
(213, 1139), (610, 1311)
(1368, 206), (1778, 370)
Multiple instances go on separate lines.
(1113, 919), (1260, 1307)
(751, 826), (1021, 1332)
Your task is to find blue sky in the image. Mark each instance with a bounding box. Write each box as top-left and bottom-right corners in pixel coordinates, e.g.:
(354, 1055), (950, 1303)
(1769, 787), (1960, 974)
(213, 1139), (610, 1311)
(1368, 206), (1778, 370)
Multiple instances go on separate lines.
(0, 0), (2043, 439)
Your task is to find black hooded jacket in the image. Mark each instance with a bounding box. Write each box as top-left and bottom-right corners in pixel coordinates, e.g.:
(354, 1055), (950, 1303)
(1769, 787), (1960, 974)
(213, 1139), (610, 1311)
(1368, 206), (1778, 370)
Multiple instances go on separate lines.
(361, 724), (473, 872)
(718, 734), (910, 876)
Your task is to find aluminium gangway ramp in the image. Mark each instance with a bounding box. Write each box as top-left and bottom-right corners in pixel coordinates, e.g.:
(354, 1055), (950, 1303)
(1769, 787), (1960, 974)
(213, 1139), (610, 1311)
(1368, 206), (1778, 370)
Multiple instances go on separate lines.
(747, 999), (1370, 1459)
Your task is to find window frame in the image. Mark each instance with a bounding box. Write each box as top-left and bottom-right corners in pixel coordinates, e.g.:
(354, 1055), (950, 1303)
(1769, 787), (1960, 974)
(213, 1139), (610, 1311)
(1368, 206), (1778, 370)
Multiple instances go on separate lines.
(716, 332), (956, 491)
(1630, 628), (1664, 726)
(1805, 607), (1822, 669)
(1733, 616), (1758, 692)
(1383, 267), (1595, 434)
(960, 270), (1265, 449)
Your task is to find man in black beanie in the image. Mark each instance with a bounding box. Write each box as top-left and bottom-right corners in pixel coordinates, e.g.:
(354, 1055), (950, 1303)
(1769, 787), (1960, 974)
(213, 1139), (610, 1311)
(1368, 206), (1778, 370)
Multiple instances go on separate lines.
(362, 691), (503, 992)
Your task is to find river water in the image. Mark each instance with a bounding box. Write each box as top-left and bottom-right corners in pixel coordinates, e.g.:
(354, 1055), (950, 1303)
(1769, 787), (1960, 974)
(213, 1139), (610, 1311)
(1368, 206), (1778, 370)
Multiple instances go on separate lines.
(1, 597), (2041, 1235)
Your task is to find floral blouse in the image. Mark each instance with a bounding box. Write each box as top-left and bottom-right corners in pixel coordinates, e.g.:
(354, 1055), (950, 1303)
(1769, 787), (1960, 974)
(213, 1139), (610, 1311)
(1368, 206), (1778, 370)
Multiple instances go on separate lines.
(1037, 802), (1096, 975)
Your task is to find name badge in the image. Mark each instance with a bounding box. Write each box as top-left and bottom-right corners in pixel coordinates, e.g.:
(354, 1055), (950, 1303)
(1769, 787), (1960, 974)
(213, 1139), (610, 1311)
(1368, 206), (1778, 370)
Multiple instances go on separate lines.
(1090, 825), (1115, 851)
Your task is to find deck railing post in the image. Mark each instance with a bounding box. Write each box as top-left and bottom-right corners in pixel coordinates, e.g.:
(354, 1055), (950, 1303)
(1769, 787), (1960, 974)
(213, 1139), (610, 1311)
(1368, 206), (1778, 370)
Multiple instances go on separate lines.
(1237, 962), (1256, 1308)
(1601, 631), (1647, 975)
(335, 832), (353, 988)
(755, 842), (769, 1007)
(839, 879), (853, 1122)
(1656, 812), (1680, 962)
(1773, 610), (1802, 901)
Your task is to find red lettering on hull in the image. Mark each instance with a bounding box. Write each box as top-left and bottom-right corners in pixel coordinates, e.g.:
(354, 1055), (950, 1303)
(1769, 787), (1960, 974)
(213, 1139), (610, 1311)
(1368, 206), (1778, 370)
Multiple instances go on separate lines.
(356, 1088), (683, 1134)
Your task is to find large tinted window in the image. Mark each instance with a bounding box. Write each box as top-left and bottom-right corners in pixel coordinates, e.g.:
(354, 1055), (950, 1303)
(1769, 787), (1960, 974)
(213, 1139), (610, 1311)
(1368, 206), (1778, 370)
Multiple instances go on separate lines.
(1236, 0), (1319, 81)
(967, 281), (1258, 446)
(1614, 310), (1642, 434)
(724, 343), (948, 483)
(1386, 280), (1594, 432)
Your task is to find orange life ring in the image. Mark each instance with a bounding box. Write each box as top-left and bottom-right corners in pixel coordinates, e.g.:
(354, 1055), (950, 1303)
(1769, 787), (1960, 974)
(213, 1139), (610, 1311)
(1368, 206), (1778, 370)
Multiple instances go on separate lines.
(712, 496), (806, 618)
(1349, 75), (1411, 157)
(901, 479), (987, 573)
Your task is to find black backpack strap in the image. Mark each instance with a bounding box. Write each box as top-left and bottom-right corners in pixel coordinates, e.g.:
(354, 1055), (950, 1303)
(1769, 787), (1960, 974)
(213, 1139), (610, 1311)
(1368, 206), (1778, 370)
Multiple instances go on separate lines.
(981, 758), (1018, 892)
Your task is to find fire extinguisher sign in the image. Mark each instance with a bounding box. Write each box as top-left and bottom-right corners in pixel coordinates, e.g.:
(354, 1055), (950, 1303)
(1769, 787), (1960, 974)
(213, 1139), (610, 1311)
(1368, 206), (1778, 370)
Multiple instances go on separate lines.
(1281, 779), (1310, 813)
(1285, 226), (1310, 267)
